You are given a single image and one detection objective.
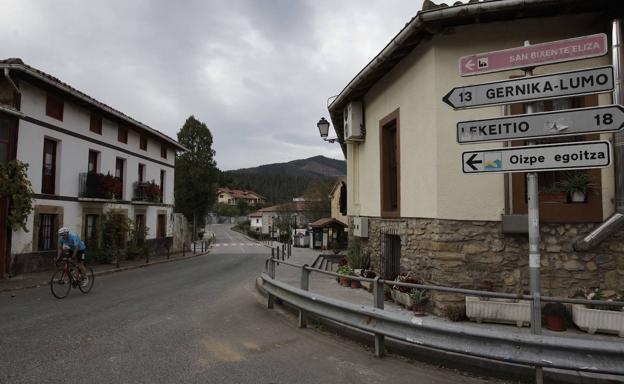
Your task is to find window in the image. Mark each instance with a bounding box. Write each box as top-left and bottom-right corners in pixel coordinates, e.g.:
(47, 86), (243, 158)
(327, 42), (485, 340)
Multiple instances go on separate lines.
(0, 117), (11, 164)
(380, 110), (400, 217)
(46, 94), (63, 121)
(138, 164), (145, 183)
(38, 214), (57, 250)
(118, 125), (128, 144)
(84, 214), (99, 248)
(90, 114), (102, 135)
(157, 214), (166, 238)
(159, 170), (165, 203)
(160, 143), (167, 159)
(115, 158), (125, 199)
(42, 139), (57, 194)
(140, 134), (147, 151)
(511, 95), (602, 223)
(88, 150), (99, 173)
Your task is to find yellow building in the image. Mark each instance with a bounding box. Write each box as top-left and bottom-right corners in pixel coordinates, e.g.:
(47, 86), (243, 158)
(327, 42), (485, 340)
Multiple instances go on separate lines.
(326, 0), (624, 310)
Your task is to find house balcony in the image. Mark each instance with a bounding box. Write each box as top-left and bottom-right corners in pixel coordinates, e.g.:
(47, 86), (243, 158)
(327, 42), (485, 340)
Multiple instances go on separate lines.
(132, 181), (162, 204)
(78, 172), (122, 200)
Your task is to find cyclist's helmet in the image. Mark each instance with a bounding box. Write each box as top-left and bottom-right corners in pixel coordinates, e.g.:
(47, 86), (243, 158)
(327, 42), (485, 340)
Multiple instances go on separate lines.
(58, 227), (70, 235)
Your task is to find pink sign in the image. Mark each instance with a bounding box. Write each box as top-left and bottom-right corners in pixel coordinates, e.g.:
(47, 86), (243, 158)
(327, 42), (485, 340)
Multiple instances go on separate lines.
(459, 33), (608, 77)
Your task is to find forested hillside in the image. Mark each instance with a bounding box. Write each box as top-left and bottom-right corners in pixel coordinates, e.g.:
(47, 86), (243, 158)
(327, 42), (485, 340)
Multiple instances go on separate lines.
(221, 155), (345, 203)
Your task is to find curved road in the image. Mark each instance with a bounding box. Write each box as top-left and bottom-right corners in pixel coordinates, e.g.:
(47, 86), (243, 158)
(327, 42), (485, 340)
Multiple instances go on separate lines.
(0, 224), (499, 383)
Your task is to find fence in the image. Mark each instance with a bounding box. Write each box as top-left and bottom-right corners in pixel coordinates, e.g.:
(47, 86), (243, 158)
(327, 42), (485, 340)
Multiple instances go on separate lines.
(261, 257), (624, 378)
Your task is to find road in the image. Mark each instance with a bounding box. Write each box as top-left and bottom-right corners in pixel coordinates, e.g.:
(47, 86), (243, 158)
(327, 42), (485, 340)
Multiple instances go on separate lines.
(0, 224), (500, 384)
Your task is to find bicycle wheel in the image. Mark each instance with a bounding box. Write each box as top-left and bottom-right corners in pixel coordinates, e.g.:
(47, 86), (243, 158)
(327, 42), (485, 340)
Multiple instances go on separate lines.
(50, 268), (71, 299)
(78, 266), (94, 293)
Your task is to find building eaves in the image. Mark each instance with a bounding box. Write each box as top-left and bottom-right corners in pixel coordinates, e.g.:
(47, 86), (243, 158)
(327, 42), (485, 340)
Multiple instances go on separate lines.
(327, 0), (624, 154)
(0, 58), (187, 152)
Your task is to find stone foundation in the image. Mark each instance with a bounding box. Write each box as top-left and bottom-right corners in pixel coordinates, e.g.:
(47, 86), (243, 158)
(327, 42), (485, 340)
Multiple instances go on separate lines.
(352, 217), (624, 315)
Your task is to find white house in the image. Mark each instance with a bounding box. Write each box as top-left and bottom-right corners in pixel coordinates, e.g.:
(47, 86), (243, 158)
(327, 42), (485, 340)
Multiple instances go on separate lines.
(249, 211), (263, 233)
(0, 58), (186, 275)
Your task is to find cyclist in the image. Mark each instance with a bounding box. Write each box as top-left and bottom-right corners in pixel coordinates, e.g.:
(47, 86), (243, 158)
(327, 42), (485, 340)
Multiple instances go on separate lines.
(57, 227), (88, 286)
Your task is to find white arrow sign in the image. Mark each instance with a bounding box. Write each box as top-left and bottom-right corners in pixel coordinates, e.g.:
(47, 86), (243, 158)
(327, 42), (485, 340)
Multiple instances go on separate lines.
(457, 105), (624, 144)
(462, 141), (611, 174)
(444, 66), (614, 109)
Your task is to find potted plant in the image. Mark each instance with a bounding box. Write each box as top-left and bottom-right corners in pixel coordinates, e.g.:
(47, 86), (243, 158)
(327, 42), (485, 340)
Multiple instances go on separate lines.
(350, 274), (361, 289)
(392, 273), (424, 309)
(410, 287), (429, 316)
(556, 171), (595, 203)
(572, 288), (624, 337)
(542, 302), (569, 331)
(539, 185), (567, 203)
(360, 269), (377, 291)
(336, 265), (352, 287)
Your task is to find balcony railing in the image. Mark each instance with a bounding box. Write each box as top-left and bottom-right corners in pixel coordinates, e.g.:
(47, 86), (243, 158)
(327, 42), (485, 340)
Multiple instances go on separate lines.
(133, 181), (162, 203)
(79, 172), (122, 200)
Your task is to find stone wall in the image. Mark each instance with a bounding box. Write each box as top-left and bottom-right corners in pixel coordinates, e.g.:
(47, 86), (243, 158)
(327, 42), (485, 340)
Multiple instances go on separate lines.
(354, 217), (624, 315)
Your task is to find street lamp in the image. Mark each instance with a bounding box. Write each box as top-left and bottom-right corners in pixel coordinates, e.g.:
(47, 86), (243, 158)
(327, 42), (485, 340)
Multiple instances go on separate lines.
(317, 117), (338, 143)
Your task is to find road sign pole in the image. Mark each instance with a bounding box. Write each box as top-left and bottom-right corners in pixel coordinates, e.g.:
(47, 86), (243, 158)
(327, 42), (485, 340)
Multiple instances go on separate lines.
(522, 44), (543, 384)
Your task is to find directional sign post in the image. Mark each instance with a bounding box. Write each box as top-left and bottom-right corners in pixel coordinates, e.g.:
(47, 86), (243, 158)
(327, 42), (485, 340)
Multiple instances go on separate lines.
(446, 35), (617, 359)
(459, 33), (608, 76)
(457, 104), (624, 144)
(462, 140), (611, 174)
(444, 65), (613, 109)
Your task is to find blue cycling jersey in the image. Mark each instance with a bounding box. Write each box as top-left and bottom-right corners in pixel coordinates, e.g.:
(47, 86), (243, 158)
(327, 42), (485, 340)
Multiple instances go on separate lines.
(59, 231), (86, 251)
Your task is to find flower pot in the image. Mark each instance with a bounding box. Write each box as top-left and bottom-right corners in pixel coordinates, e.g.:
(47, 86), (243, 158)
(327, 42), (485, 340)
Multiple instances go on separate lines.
(571, 191), (586, 202)
(544, 315), (566, 331)
(339, 276), (350, 287)
(361, 281), (373, 291)
(391, 290), (413, 309)
(572, 304), (624, 337)
(465, 296), (531, 328)
(350, 280), (361, 289)
(413, 304), (427, 317)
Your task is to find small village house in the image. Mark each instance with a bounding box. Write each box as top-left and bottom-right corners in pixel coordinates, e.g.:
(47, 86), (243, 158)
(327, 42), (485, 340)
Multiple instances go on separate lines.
(0, 58), (186, 276)
(326, 0), (624, 312)
(217, 187), (265, 206)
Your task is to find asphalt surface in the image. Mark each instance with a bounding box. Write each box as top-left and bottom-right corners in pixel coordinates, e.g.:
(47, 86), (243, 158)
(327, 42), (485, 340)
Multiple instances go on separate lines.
(0, 224), (502, 384)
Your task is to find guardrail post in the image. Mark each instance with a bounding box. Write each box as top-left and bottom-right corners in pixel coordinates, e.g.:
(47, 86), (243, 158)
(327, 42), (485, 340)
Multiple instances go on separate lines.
(373, 277), (385, 357)
(298, 264), (310, 328)
(276, 246), (280, 260)
(282, 244), (285, 259)
(267, 258), (276, 309)
(271, 247), (275, 258)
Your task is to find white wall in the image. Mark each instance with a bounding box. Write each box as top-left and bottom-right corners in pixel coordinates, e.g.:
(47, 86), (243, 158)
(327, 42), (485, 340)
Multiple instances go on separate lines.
(351, 13), (613, 221)
(11, 81), (178, 252)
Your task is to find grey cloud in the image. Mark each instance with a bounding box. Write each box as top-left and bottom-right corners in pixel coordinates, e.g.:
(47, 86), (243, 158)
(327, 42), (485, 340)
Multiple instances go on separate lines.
(0, 0), (423, 170)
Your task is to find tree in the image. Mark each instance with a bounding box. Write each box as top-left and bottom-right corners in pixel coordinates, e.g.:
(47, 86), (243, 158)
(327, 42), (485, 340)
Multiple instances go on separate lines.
(175, 116), (218, 233)
(302, 178), (333, 222)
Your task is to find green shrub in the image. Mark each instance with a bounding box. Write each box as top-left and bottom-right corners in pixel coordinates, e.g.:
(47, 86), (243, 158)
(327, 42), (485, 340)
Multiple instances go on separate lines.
(346, 246), (370, 270)
(444, 304), (467, 322)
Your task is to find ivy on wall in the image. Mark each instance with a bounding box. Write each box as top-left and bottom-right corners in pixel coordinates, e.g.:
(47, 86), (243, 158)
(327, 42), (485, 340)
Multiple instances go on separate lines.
(0, 160), (34, 232)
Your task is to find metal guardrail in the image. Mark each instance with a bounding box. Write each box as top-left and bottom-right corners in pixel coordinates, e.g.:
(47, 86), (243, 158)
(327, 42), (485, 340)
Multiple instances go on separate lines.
(261, 258), (624, 376)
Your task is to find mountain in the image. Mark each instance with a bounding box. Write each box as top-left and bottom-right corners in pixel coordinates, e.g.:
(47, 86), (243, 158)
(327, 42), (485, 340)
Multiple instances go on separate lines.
(221, 156), (345, 204)
(230, 155), (346, 178)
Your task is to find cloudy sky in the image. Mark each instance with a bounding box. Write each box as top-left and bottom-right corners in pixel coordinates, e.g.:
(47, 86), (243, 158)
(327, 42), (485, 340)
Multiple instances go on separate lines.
(0, 0), (426, 170)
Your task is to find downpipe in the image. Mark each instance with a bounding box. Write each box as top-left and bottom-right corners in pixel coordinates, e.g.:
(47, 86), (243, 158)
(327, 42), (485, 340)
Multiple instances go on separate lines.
(574, 19), (624, 251)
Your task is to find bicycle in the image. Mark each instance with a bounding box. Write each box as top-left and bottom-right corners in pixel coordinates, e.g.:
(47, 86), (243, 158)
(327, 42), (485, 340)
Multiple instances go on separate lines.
(50, 253), (94, 299)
